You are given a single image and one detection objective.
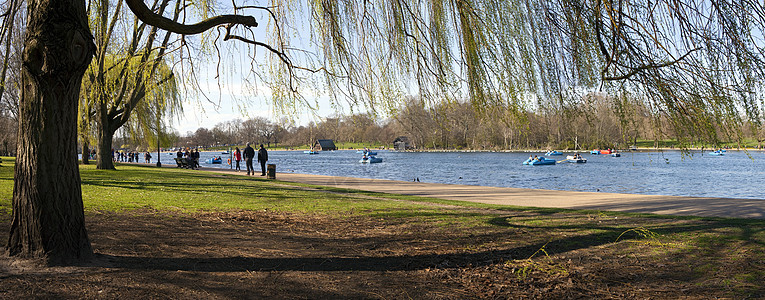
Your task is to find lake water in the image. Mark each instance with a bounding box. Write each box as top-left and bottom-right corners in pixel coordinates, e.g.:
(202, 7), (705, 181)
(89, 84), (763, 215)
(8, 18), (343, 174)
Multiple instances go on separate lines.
(174, 149), (765, 200)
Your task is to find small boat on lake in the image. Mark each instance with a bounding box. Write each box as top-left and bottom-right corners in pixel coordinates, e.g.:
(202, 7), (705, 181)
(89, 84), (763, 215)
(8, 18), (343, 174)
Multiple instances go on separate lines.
(565, 155), (587, 163)
(708, 151), (725, 156)
(611, 152), (621, 157)
(221, 151), (230, 155)
(360, 156), (383, 163)
(523, 157), (557, 165)
(599, 149), (612, 155)
(590, 149), (601, 154)
(206, 157), (223, 164)
(545, 150), (563, 156)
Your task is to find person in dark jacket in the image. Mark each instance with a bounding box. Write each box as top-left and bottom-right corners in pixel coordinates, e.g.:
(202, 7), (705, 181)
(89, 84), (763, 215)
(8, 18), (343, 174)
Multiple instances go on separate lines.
(257, 144), (268, 176)
(192, 149), (200, 169)
(243, 143), (255, 175)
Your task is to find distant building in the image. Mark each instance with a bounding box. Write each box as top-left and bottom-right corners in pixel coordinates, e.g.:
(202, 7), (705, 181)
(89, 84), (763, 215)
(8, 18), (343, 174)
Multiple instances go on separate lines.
(314, 139), (337, 151)
(393, 136), (414, 151)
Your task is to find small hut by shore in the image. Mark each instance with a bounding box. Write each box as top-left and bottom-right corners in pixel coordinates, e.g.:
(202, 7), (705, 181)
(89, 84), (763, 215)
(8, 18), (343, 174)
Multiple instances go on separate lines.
(393, 136), (414, 151)
(314, 139), (337, 151)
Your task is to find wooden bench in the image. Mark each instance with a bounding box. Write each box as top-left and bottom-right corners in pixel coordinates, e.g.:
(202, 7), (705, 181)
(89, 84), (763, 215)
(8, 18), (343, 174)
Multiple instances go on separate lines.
(174, 157), (189, 169)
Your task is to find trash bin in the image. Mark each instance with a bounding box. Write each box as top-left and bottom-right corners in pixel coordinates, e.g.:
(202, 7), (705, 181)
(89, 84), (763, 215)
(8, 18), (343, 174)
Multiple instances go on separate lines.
(267, 164), (276, 179)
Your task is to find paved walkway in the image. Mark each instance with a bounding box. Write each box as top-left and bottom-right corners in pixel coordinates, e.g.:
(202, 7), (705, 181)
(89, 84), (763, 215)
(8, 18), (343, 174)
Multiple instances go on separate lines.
(269, 173), (765, 219)
(148, 162), (765, 219)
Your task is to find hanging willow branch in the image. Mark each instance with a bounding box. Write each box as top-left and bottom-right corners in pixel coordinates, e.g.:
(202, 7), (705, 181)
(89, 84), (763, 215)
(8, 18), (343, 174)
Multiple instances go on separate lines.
(602, 47), (703, 81)
(115, 0), (765, 145)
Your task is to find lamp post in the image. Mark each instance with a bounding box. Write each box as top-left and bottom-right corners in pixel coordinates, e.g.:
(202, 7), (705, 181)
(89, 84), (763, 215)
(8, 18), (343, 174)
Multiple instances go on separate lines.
(156, 134), (161, 167)
(156, 117), (161, 167)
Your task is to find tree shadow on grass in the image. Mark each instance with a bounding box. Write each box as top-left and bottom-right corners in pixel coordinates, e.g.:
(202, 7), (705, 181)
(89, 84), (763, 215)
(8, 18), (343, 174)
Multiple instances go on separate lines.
(93, 216), (757, 276)
(79, 177), (310, 200)
(488, 214), (765, 247)
(3, 207), (763, 298)
(80, 207), (765, 274)
(94, 248), (530, 273)
(93, 226), (648, 273)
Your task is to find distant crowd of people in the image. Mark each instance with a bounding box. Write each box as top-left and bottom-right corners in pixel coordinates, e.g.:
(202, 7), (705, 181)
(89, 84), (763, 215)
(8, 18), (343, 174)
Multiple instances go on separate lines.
(99, 145), (269, 175)
(112, 149), (152, 163)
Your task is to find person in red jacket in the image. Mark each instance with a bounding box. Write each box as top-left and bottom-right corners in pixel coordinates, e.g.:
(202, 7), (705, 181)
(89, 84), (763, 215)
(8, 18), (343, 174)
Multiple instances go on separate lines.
(234, 147), (242, 171)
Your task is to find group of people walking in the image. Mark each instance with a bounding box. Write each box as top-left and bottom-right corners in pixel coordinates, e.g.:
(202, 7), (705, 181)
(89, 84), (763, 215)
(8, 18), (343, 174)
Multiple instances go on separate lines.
(112, 149), (152, 163)
(233, 143), (268, 176)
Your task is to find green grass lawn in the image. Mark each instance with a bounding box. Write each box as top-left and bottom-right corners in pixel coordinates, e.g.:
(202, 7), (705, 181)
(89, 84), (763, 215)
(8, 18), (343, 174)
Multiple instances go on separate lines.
(0, 158), (427, 215)
(0, 157), (558, 229)
(0, 157), (763, 297)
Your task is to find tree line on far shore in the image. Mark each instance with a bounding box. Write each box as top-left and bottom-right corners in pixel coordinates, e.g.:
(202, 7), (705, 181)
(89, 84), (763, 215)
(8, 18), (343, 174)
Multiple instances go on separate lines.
(108, 94), (763, 152)
(3, 91), (763, 157)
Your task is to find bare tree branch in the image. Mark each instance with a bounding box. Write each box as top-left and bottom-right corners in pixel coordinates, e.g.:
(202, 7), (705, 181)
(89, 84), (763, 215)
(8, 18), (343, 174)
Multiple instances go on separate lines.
(603, 47), (702, 81)
(124, 0), (258, 35)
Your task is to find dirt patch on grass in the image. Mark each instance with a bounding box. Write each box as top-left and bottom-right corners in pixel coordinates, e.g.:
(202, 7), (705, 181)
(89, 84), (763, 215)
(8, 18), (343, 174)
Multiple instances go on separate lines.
(0, 208), (762, 299)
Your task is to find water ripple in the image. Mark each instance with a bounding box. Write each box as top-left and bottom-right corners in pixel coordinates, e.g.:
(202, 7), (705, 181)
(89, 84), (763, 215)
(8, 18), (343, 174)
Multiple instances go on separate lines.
(195, 150), (765, 200)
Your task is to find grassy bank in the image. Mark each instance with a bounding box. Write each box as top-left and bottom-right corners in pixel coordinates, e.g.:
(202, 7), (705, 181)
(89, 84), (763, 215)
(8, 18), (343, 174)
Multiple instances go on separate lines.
(0, 158), (422, 215)
(0, 157), (763, 298)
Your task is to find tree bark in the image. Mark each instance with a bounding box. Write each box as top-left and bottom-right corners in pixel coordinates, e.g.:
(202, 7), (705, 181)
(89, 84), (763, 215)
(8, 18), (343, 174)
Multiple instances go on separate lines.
(81, 141), (89, 165)
(7, 0), (94, 265)
(95, 115), (115, 170)
(124, 0), (257, 35)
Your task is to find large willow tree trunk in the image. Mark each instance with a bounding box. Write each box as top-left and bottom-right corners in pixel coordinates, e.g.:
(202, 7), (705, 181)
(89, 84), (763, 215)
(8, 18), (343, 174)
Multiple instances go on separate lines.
(7, 0), (95, 264)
